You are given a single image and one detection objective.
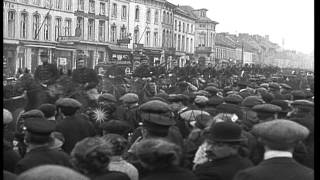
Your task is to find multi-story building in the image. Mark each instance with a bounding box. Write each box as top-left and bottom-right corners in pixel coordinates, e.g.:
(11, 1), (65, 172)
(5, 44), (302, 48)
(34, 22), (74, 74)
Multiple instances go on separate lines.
(214, 33), (236, 64)
(179, 6), (218, 68)
(128, 0), (164, 67)
(173, 6), (196, 68)
(3, 0), (76, 75)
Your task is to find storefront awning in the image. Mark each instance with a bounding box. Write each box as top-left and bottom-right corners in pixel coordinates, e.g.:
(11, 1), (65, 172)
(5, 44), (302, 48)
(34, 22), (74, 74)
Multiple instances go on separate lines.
(55, 46), (76, 51)
(22, 44), (56, 49)
(107, 45), (132, 54)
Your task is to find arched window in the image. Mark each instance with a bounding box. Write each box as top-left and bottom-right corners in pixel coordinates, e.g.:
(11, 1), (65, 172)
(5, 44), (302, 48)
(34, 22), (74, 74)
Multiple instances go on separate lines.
(20, 12), (28, 39)
(162, 30), (166, 47)
(111, 23), (117, 43)
(166, 12), (169, 24)
(33, 13), (40, 40)
(120, 25), (126, 39)
(43, 15), (51, 41)
(163, 11), (166, 23)
(154, 10), (159, 24)
(135, 6), (140, 21)
(55, 17), (62, 41)
(8, 10), (16, 38)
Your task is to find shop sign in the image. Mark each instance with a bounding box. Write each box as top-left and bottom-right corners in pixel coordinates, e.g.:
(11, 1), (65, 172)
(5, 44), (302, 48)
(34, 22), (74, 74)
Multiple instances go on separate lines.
(59, 58), (67, 65)
(117, 38), (131, 44)
(59, 36), (81, 42)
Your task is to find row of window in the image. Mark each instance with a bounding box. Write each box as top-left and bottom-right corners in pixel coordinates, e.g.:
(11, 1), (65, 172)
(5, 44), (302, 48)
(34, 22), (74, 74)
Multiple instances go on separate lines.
(134, 6), (160, 24)
(6, 11), (73, 41)
(18, 0), (73, 11)
(174, 34), (194, 53)
(198, 23), (216, 31)
(215, 48), (236, 59)
(76, 17), (106, 42)
(78, 0), (106, 15)
(174, 20), (194, 34)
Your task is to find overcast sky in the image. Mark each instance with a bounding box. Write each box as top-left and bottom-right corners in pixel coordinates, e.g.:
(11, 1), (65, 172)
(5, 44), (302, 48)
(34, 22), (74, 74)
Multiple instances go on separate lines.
(169, 0), (314, 54)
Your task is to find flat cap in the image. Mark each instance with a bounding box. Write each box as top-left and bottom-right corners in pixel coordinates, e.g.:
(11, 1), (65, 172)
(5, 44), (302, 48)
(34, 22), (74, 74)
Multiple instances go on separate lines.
(269, 82), (280, 90)
(280, 83), (292, 90)
(260, 92), (275, 103)
(207, 82), (219, 88)
(260, 83), (269, 89)
(216, 103), (243, 118)
(21, 109), (45, 119)
(168, 94), (189, 102)
(24, 117), (56, 135)
(270, 100), (291, 113)
(204, 86), (221, 95)
(3, 109), (13, 124)
(56, 98), (82, 108)
(291, 90), (306, 100)
(252, 103), (282, 113)
(291, 100), (314, 108)
(194, 96), (209, 104)
(237, 81), (248, 87)
(239, 89), (252, 99)
(207, 96), (224, 106)
(226, 91), (239, 96)
(194, 90), (210, 97)
(242, 96), (265, 108)
(100, 120), (131, 136)
(252, 119), (309, 149)
(98, 93), (117, 103)
(119, 93), (139, 103)
(139, 100), (171, 113)
(224, 94), (243, 104)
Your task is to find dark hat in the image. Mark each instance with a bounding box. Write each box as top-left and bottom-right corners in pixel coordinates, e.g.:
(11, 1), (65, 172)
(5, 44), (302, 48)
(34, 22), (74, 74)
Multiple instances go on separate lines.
(241, 96), (265, 108)
(204, 86), (221, 95)
(269, 82), (280, 90)
(216, 103), (243, 118)
(168, 94), (189, 103)
(207, 96), (224, 106)
(252, 104), (282, 113)
(224, 94), (243, 104)
(38, 104), (57, 118)
(120, 93), (139, 103)
(21, 109), (45, 119)
(260, 92), (275, 103)
(280, 83), (292, 90)
(252, 119), (309, 150)
(239, 89), (252, 99)
(100, 120), (131, 136)
(259, 83), (269, 89)
(98, 93), (117, 103)
(3, 109), (13, 124)
(194, 90), (210, 97)
(237, 81), (248, 87)
(40, 51), (49, 58)
(223, 86), (233, 93)
(55, 98), (82, 108)
(207, 122), (245, 142)
(291, 90), (306, 100)
(270, 100), (291, 113)
(24, 117), (56, 135)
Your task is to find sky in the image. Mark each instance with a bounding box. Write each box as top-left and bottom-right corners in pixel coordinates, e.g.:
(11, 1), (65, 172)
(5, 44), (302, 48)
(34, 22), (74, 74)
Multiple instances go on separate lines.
(169, 0), (314, 54)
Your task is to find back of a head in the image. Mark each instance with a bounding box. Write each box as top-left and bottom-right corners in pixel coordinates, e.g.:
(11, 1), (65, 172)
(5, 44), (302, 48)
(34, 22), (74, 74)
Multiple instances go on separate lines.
(17, 165), (89, 180)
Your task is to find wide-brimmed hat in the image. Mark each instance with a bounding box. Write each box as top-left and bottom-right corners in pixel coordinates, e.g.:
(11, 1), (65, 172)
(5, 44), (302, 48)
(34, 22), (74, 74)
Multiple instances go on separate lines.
(207, 121), (246, 142)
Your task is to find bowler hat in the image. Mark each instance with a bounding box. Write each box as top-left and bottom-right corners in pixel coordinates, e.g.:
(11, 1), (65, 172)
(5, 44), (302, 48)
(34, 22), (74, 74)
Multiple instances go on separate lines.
(207, 122), (245, 142)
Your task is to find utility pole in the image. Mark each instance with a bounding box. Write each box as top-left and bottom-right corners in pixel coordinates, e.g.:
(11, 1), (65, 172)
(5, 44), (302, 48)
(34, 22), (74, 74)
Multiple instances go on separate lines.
(241, 41), (244, 65)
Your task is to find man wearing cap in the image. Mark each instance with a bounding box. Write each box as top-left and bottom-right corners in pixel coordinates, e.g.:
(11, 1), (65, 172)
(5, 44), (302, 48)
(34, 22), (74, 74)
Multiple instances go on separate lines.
(194, 122), (253, 180)
(34, 51), (59, 86)
(72, 57), (99, 90)
(270, 100), (291, 119)
(55, 98), (96, 154)
(240, 96), (265, 131)
(234, 120), (313, 180)
(14, 117), (72, 174)
(115, 93), (141, 130)
(252, 103), (281, 122)
(280, 83), (293, 100)
(269, 82), (284, 100)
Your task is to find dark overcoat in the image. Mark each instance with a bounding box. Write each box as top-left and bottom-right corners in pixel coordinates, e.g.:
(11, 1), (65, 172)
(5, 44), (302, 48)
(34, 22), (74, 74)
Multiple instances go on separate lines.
(234, 157), (314, 180)
(142, 166), (198, 180)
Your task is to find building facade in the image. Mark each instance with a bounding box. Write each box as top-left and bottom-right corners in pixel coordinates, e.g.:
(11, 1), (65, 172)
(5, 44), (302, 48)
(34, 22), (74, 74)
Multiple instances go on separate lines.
(3, 0), (76, 75)
(173, 6), (196, 68)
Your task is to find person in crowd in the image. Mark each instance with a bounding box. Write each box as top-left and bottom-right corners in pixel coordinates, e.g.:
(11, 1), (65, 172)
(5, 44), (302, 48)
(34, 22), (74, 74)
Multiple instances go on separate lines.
(100, 120), (132, 139)
(15, 117), (72, 174)
(38, 103), (57, 122)
(102, 133), (139, 180)
(34, 51), (59, 86)
(270, 100), (291, 119)
(269, 82), (284, 100)
(135, 138), (198, 180)
(71, 137), (130, 180)
(4, 138), (21, 173)
(291, 90), (306, 100)
(4, 108), (15, 144)
(193, 121), (253, 180)
(55, 98), (96, 154)
(115, 93), (141, 130)
(72, 57), (99, 90)
(252, 104), (281, 122)
(280, 83), (293, 100)
(16, 165), (89, 180)
(240, 96), (265, 131)
(234, 119), (313, 180)
(224, 94), (243, 106)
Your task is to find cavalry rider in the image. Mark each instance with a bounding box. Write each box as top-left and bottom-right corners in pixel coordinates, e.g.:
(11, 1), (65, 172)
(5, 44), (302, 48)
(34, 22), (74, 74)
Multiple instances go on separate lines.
(34, 51), (59, 86)
(72, 56), (99, 91)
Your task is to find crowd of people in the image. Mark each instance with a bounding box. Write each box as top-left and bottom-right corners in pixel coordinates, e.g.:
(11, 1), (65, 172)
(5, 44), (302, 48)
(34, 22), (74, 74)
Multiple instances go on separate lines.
(3, 53), (314, 180)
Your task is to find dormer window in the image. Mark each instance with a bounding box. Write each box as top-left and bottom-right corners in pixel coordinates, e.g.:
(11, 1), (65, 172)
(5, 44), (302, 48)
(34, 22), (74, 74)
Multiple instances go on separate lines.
(201, 11), (205, 17)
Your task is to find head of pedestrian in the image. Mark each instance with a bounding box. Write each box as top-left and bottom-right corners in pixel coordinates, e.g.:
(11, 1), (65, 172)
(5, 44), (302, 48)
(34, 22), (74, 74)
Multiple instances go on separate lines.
(119, 93), (139, 108)
(252, 104), (282, 122)
(55, 98), (82, 117)
(77, 57), (86, 68)
(40, 52), (49, 64)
